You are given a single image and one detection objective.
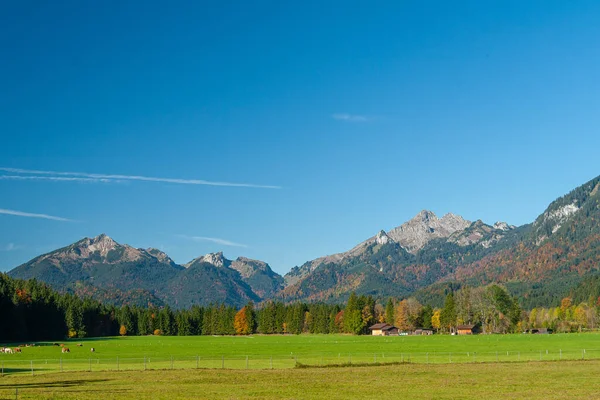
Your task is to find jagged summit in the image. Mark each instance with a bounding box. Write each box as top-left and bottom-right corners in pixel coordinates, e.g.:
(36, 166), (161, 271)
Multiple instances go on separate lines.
(375, 230), (392, 245)
(493, 221), (515, 231)
(186, 252), (229, 268)
(387, 210), (471, 253)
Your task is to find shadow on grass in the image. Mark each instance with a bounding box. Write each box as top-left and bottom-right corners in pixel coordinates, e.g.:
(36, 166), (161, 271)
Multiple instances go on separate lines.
(0, 378), (111, 389)
(295, 361), (410, 369)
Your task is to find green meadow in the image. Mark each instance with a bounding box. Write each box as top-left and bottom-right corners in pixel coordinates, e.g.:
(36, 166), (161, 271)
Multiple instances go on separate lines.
(1, 361), (600, 399)
(1, 333), (600, 375)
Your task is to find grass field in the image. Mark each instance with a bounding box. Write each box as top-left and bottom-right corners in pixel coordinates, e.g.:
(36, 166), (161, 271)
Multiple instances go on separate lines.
(1, 333), (600, 375)
(1, 360), (600, 399)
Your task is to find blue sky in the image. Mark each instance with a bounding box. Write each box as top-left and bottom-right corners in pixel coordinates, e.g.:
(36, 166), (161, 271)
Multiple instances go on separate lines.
(1, 1), (599, 274)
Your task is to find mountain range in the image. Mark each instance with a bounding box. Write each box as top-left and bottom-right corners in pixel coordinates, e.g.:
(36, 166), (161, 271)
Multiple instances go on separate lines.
(8, 174), (600, 309)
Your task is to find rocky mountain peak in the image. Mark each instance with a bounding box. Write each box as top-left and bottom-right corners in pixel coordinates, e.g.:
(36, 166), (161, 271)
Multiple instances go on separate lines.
(375, 230), (392, 245)
(387, 210), (471, 254)
(493, 221), (514, 231)
(195, 252), (229, 268)
(83, 234), (118, 257)
(146, 248), (173, 264)
(416, 210), (437, 223)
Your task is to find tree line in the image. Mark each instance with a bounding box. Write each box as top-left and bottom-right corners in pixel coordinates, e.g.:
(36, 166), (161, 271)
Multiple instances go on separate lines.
(1, 273), (599, 341)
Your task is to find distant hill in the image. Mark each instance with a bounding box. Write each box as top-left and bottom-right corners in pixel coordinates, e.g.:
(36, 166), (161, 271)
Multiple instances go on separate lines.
(9, 235), (283, 308)
(9, 174), (600, 309)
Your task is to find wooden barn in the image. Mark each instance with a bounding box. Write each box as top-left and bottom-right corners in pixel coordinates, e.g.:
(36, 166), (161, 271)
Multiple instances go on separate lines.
(456, 324), (475, 335)
(369, 323), (399, 336)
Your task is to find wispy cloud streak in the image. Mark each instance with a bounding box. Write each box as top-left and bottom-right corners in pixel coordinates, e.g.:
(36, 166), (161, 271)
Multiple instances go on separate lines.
(0, 208), (74, 222)
(0, 175), (115, 183)
(0, 243), (21, 251)
(0, 167), (280, 189)
(179, 234), (249, 248)
(332, 113), (369, 122)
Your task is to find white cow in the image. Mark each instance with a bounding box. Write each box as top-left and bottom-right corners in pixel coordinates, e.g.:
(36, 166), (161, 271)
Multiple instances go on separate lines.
(1, 347), (13, 354)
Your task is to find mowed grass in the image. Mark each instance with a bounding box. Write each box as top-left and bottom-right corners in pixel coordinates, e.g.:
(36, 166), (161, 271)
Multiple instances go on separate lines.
(1, 333), (600, 374)
(1, 360), (600, 399)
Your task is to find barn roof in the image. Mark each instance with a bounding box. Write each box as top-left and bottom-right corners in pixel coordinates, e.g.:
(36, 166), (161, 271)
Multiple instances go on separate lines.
(369, 323), (398, 331)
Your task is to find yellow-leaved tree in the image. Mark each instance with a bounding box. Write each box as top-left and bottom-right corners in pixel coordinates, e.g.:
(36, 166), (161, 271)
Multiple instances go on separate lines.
(234, 307), (250, 335)
(431, 309), (441, 331)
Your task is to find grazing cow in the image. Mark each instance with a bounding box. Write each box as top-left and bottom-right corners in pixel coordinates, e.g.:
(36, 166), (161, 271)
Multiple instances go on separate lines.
(13, 348), (21, 353)
(2, 348), (13, 354)
(61, 347), (70, 353)
(53, 343), (60, 346)
(77, 343), (83, 347)
(90, 348), (95, 353)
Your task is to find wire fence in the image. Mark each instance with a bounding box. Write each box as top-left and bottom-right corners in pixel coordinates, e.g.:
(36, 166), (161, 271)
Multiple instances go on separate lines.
(1, 348), (599, 376)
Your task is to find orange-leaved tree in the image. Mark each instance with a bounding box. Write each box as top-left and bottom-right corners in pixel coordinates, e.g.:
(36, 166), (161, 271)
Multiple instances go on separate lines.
(234, 307), (250, 335)
(119, 324), (127, 336)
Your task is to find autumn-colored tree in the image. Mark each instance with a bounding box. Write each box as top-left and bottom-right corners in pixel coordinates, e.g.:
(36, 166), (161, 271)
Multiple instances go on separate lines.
(394, 300), (410, 331)
(119, 324), (127, 336)
(153, 329), (162, 336)
(431, 309), (441, 331)
(560, 297), (572, 312)
(234, 306), (251, 335)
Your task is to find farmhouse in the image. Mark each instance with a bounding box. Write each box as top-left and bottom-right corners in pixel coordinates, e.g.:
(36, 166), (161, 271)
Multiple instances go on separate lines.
(369, 323), (399, 336)
(456, 325), (475, 335)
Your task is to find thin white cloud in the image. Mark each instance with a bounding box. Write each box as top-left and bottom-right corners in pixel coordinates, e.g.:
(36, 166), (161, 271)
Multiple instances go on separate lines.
(179, 234), (249, 248)
(332, 113), (369, 122)
(0, 167), (280, 189)
(0, 175), (116, 183)
(0, 208), (75, 222)
(0, 243), (22, 251)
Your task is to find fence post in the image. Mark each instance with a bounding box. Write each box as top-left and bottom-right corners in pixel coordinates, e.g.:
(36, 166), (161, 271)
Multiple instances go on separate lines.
(144, 356), (147, 371)
(196, 355), (199, 369)
(31, 360), (34, 376)
(171, 356), (174, 370)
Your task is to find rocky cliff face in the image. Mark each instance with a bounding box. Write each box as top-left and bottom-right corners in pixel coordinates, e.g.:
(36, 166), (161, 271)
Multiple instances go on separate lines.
(185, 252), (230, 268)
(229, 257), (284, 298)
(387, 210), (471, 253)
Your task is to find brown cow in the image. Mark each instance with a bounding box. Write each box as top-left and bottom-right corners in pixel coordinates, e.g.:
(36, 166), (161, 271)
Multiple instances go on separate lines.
(61, 347), (70, 353)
